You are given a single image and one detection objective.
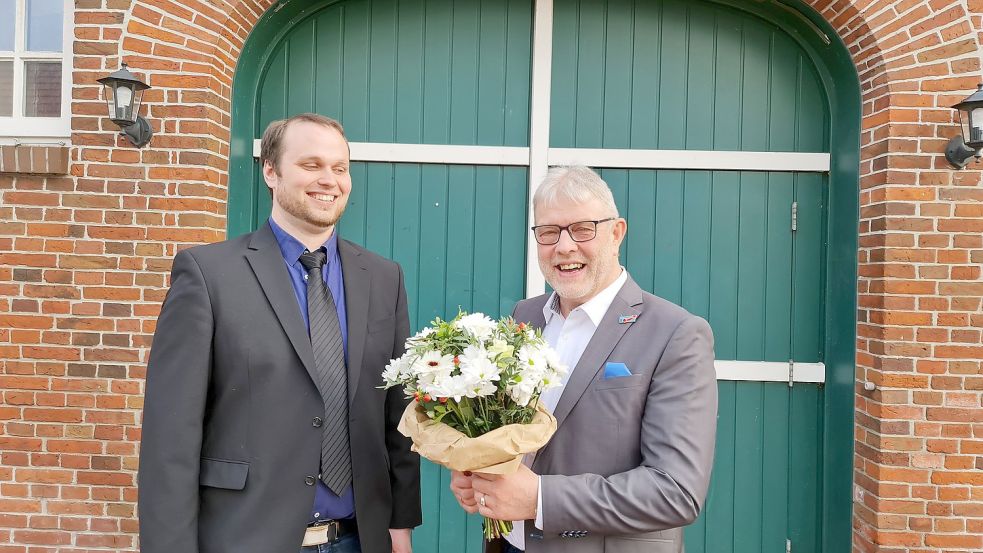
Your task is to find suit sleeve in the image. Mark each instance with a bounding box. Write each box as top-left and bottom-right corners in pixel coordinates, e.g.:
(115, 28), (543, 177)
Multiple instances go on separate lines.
(138, 250), (213, 553)
(540, 316), (718, 534)
(385, 264), (422, 528)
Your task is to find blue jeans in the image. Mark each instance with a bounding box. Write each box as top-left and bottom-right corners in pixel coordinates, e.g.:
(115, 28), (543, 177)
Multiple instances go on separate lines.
(300, 532), (360, 553)
(503, 543), (524, 553)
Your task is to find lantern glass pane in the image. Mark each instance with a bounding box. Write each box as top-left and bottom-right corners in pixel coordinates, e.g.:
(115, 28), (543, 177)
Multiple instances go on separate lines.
(103, 83), (114, 120)
(957, 109), (969, 142)
(970, 107), (983, 144)
(24, 60), (61, 117)
(26, 0), (64, 52)
(133, 87), (144, 118)
(117, 84), (134, 121)
(0, 59), (12, 116)
(0, 0), (14, 52)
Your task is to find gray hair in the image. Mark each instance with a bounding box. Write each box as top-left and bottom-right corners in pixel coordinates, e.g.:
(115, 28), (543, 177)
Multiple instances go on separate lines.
(533, 166), (619, 218)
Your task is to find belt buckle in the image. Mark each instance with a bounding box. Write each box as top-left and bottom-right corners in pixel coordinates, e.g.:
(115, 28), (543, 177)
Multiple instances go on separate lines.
(304, 520), (340, 546)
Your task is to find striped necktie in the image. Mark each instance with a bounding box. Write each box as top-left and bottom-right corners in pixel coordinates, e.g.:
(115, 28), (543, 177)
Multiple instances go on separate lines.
(298, 249), (352, 495)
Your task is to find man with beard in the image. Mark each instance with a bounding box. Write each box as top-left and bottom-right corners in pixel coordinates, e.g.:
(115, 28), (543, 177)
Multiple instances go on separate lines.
(139, 113), (420, 553)
(450, 166), (718, 553)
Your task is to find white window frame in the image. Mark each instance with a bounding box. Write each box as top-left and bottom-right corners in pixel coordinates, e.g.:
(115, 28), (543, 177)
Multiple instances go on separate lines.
(0, 0), (73, 141)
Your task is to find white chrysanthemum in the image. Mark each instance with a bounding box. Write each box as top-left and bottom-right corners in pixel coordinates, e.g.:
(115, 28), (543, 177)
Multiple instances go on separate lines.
(543, 348), (568, 380)
(406, 326), (436, 348)
(459, 344), (487, 364)
(459, 345), (501, 381)
(415, 350), (453, 372)
(413, 350), (454, 387)
(454, 313), (497, 340)
(506, 376), (536, 407)
(467, 378), (498, 398)
(538, 366), (565, 391)
(382, 352), (414, 386)
(422, 372), (470, 402)
(518, 345), (548, 373)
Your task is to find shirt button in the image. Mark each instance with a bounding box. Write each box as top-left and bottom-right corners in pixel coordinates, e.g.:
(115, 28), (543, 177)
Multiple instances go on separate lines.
(313, 416), (323, 427)
(305, 476), (316, 486)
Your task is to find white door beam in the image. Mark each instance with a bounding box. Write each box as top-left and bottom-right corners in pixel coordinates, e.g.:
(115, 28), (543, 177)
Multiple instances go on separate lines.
(524, 0), (554, 299)
(549, 148), (831, 172)
(715, 360), (826, 383)
(251, 139), (831, 174)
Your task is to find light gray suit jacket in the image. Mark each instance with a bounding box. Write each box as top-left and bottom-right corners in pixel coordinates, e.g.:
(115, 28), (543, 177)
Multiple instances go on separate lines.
(511, 275), (717, 553)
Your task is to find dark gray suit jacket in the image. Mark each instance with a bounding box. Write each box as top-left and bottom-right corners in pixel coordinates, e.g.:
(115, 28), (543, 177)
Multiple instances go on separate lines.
(138, 224), (421, 553)
(512, 275), (717, 553)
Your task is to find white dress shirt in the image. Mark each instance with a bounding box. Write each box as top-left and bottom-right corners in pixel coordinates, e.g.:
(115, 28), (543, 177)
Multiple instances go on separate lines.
(504, 269), (628, 551)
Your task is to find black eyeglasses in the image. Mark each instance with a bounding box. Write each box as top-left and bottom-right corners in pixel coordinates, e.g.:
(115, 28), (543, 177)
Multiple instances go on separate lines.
(531, 218), (617, 245)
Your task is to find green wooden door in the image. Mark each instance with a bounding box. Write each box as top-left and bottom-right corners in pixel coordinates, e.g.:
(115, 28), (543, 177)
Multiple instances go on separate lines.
(551, 1), (831, 551)
(229, 0), (858, 551)
(231, 1), (532, 551)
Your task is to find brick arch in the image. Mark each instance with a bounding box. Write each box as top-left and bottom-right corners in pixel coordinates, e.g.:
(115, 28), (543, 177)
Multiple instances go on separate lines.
(800, 2), (983, 553)
(51, 1), (980, 552)
(113, 0), (280, 155)
(102, 0), (983, 212)
(71, 0), (281, 253)
(803, 0), (981, 173)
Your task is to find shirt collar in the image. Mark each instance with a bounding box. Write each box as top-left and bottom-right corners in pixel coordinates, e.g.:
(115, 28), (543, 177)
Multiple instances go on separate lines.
(267, 218), (339, 265)
(542, 268), (628, 326)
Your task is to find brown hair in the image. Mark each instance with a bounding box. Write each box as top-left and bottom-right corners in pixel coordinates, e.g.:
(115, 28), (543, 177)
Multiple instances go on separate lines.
(260, 113), (346, 175)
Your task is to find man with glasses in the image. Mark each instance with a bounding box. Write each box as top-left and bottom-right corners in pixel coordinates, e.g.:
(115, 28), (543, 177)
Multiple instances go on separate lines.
(450, 166), (718, 553)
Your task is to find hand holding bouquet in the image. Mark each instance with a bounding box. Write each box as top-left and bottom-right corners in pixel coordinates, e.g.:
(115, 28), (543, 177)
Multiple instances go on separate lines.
(383, 312), (567, 540)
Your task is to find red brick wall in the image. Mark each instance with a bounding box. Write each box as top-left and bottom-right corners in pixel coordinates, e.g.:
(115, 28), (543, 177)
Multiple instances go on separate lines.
(810, 1), (983, 551)
(1, 1), (273, 550)
(0, 0), (980, 551)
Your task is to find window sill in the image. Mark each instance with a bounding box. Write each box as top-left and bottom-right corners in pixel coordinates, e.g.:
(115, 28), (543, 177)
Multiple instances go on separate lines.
(0, 143), (69, 175)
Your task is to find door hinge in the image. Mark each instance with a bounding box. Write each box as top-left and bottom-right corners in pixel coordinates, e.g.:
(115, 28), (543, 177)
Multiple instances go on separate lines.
(786, 538), (792, 553)
(788, 360), (794, 388)
(791, 201), (798, 231)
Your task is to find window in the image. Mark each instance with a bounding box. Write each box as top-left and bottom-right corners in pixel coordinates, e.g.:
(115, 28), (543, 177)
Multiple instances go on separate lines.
(0, 0), (72, 139)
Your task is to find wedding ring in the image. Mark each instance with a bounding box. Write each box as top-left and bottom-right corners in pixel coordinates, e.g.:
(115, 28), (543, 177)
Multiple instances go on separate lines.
(479, 495), (486, 507)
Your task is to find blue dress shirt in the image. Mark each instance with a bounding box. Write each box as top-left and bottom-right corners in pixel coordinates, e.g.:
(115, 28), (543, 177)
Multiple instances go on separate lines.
(269, 219), (355, 522)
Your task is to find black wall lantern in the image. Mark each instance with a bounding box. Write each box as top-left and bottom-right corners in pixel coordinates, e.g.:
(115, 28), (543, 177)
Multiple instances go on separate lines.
(946, 83), (983, 169)
(98, 63), (153, 148)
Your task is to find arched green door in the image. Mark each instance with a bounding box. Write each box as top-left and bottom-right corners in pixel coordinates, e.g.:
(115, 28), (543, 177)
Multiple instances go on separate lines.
(231, 3), (534, 550)
(228, 1), (859, 552)
(550, 2), (833, 552)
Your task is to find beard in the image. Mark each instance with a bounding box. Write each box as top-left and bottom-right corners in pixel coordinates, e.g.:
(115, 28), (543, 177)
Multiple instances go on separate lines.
(539, 240), (619, 303)
(540, 257), (602, 300)
(274, 185), (347, 230)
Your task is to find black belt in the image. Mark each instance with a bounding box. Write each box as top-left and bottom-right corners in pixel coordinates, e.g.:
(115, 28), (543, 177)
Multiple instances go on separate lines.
(304, 518), (357, 546)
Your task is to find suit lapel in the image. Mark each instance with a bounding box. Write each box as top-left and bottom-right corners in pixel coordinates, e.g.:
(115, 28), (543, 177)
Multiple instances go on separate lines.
(516, 297), (548, 329)
(549, 277), (644, 432)
(339, 239), (369, 404)
(244, 224), (319, 385)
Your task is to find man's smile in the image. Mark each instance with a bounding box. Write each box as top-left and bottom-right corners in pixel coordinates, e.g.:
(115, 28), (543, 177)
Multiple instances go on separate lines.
(556, 262), (585, 274)
(308, 192), (337, 204)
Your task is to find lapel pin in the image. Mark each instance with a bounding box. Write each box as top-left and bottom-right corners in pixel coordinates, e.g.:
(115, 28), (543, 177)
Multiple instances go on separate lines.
(618, 314), (638, 324)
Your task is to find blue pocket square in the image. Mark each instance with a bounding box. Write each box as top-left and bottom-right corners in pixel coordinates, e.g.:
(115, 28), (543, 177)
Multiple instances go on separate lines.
(603, 362), (632, 378)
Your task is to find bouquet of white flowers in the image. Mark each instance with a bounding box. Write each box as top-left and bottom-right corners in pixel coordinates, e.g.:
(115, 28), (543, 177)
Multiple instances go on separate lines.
(383, 312), (567, 540)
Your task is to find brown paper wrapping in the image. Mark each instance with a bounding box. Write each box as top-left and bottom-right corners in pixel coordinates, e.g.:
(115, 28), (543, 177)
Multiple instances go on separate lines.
(397, 400), (557, 474)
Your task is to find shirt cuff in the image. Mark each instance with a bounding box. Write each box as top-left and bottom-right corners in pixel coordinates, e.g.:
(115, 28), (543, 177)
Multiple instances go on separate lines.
(535, 476), (543, 529)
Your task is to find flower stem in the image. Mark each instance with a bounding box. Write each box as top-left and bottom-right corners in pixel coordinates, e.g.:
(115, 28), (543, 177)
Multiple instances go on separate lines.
(483, 517), (513, 541)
